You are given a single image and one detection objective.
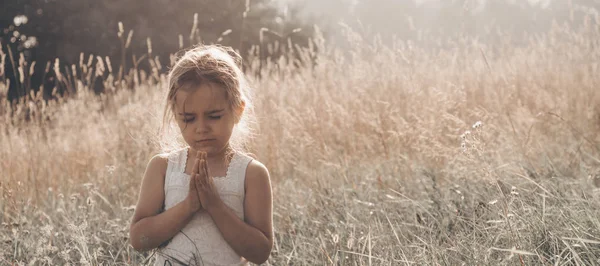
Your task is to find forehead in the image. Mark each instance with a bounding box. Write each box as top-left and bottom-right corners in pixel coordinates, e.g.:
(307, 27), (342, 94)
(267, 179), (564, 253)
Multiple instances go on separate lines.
(174, 83), (228, 113)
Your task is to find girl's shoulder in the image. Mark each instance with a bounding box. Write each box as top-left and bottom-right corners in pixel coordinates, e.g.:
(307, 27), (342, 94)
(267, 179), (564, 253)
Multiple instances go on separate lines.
(232, 152), (267, 177)
(245, 158), (268, 172)
(145, 148), (185, 174)
(243, 158), (271, 187)
(157, 147), (188, 165)
(145, 153), (169, 173)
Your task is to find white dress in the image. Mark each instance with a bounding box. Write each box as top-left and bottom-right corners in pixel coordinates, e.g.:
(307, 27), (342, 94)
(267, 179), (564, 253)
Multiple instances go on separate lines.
(154, 147), (252, 266)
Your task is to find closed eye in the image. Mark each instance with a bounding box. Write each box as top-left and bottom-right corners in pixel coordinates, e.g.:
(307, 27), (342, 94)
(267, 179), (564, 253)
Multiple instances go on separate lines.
(208, 115), (222, 120)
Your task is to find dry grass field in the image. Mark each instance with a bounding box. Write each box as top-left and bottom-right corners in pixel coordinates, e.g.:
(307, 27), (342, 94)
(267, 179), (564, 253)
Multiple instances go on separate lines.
(1, 19), (600, 265)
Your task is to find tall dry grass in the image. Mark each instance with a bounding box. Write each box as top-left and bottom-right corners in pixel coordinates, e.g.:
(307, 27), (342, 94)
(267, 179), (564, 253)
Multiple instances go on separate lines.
(1, 17), (600, 265)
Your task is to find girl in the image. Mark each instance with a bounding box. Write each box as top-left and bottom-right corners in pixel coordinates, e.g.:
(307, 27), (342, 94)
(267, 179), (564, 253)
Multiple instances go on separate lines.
(129, 45), (273, 266)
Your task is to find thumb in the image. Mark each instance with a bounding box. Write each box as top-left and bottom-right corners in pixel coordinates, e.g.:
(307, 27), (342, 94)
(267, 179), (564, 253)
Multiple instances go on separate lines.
(192, 158), (199, 175)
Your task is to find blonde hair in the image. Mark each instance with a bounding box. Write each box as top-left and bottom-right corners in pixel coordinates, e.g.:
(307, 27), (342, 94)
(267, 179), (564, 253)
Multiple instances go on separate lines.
(159, 44), (255, 155)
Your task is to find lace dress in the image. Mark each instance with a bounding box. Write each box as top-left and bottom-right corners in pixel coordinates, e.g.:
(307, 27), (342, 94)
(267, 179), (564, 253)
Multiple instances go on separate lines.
(154, 147), (252, 266)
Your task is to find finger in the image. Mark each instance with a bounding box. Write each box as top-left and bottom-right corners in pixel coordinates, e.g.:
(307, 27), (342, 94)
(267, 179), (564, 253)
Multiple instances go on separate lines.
(189, 172), (194, 186)
(203, 158), (210, 179)
(206, 159), (211, 179)
(198, 159), (203, 178)
(206, 170), (213, 188)
(202, 160), (212, 189)
(202, 159), (210, 182)
(196, 151), (201, 159)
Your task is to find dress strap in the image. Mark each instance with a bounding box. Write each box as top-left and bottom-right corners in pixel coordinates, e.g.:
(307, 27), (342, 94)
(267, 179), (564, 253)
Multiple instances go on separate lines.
(227, 152), (253, 192)
(166, 147), (187, 176)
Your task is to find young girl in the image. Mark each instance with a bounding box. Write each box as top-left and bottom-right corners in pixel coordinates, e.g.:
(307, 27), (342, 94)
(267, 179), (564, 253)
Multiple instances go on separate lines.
(129, 45), (273, 265)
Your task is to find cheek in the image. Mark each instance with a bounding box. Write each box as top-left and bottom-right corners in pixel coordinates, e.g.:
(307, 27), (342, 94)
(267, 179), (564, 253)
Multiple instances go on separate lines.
(177, 121), (193, 136)
(216, 118), (235, 135)
(176, 120), (187, 131)
(225, 115), (236, 128)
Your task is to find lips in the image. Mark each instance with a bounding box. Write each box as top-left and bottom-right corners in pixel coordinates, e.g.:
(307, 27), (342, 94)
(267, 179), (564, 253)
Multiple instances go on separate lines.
(195, 140), (214, 147)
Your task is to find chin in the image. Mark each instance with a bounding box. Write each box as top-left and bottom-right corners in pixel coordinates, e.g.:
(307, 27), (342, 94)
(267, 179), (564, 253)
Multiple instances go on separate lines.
(191, 139), (228, 153)
(192, 143), (221, 153)
(192, 144), (211, 152)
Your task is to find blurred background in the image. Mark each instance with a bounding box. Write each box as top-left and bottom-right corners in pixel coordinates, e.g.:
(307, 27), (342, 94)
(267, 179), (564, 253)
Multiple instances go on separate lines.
(1, 0), (598, 102)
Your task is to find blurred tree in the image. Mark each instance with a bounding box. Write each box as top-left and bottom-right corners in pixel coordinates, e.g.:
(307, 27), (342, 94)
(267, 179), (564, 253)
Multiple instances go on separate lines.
(0, 0), (312, 101)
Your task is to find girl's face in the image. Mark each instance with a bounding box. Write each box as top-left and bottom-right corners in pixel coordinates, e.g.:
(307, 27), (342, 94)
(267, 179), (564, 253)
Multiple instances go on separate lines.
(174, 83), (237, 157)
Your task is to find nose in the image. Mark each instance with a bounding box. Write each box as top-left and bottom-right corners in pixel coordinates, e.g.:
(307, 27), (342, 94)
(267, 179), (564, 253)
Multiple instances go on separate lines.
(195, 118), (210, 133)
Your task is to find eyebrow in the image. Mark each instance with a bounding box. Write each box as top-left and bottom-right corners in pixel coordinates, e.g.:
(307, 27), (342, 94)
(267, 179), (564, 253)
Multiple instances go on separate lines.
(178, 109), (225, 116)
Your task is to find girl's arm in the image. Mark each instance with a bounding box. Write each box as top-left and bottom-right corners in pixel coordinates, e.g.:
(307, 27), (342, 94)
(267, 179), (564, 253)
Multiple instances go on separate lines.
(206, 160), (274, 264)
(129, 155), (198, 252)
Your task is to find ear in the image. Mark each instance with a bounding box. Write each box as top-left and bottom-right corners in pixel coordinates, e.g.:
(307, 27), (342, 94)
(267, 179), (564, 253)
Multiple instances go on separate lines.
(234, 101), (246, 123)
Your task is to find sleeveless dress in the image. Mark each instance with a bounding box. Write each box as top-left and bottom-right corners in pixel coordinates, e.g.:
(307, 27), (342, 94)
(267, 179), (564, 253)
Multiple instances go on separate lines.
(154, 147), (253, 266)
